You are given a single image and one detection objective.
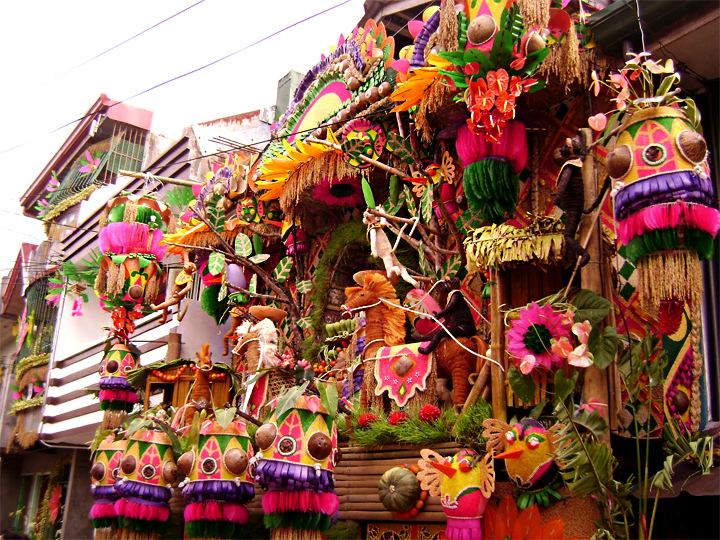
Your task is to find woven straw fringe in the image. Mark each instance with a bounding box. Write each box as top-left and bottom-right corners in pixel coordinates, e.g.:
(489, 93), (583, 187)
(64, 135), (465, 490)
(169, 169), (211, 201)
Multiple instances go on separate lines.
(539, 24), (581, 90)
(415, 81), (456, 144)
(111, 262), (126, 296)
(280, 152), (357, 215)
(118, 530), (159, 540)
(93, 527), (115, 540)
(102, 410), (127, 431)
(123, 200), (138, 224)
(145, 273), (160, 303)
(688, 305), (703, 432)
(637, 250), (702, 312)
(95, 263), (108, 297)
(425, 0), (459, 59)
(520, 0), (550, 28)
(271, 529), (324, 540)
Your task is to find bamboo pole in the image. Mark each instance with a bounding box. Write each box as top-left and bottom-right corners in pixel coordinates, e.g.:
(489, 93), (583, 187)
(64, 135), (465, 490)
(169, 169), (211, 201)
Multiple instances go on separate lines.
(578, 129), (610, 442)
(490, 268), (507, 421)
(118, 170), (203, 187)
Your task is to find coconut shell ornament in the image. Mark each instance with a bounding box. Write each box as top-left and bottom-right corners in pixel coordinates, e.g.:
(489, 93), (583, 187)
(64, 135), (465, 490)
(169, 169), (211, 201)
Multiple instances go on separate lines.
(90, 437), (126, 540)
(98, 342), (139, 429)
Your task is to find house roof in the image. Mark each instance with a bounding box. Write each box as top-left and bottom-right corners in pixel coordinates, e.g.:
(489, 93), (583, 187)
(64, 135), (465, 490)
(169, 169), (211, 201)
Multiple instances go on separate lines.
(20, 94), (153, 217)
(1, 243), (37, 318)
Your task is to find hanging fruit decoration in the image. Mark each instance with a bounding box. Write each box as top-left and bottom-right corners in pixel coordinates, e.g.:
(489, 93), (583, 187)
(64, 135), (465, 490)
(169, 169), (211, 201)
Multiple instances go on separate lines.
(114, 428), (177, 540)
(89, 436), (126, 540)
(178, 419), (256, 539)
(253, 394), (340, 539)
(98, 342), (140, 429)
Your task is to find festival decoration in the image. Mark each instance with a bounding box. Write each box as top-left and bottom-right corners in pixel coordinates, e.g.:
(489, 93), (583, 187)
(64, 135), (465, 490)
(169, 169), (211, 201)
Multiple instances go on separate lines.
(98, 342), (140, 429)
(417, 448), (495, 540)
(115, 428), (177, 539)
(90, 436), (126, 539)
(149, 260), (196, 323)
(253, 394), (340, 539)
(178, 418), (256, 539)
(377, 464), (428, 518)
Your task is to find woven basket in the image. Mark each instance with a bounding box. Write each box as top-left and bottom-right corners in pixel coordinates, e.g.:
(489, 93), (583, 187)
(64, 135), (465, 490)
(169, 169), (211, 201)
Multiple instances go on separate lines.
(267, 370), (297, 401)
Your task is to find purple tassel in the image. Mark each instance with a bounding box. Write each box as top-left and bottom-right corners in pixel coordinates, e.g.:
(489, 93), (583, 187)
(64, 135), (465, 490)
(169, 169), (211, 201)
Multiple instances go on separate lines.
(410, 10), (441, 68)
(91, 485), (119, 500)
(115, 479), (171, 502)
(99, 376), (135, 391)
(182, 479), (255, 503)
(255, 459), (335, 492)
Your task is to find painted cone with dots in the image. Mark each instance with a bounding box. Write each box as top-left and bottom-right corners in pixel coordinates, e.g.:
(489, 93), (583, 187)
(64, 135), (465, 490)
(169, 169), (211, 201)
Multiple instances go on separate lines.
(177, 419), (256, 539)
(98, 342), (140, 429)
(253, 394), (340, 540)
(90, 436), (126, 540)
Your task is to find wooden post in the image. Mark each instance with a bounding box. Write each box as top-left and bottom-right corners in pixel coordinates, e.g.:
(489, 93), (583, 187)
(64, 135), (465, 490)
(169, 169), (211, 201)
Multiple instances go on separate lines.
(490, 268), (507, 421)
(579, 129), (610, 441)
(165, 331), (181, 361)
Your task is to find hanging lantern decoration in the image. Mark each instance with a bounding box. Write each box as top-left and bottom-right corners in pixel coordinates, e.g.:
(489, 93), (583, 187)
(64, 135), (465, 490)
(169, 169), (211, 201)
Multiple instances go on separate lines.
(115, 428), (177, 540)
(177, 419), (256, 539)
(607, 106), (720, 310)
(253, 394), (340, 540)
(90, 437), (126, 540)
(456, 121), (528, 223)
(416, 448), (495, 540)
(98, 342), (140, 429)
(94, 194), (173, 328)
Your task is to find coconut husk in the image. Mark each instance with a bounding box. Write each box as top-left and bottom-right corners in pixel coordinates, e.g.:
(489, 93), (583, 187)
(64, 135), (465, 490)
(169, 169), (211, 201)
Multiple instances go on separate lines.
(249, 305), (288, 323)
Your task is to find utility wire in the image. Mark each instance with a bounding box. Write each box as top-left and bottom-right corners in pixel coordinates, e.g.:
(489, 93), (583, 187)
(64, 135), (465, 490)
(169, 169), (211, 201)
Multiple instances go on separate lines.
(0, 0), (354, 156)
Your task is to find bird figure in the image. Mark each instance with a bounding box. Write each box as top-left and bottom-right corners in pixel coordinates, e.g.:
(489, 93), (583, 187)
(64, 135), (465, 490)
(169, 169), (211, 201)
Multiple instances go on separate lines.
(483, 418), (559, 504)
(417, 448), (495, 540)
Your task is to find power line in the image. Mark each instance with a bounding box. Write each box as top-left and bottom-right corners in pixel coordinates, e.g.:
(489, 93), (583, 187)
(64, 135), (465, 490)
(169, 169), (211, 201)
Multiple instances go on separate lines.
(0, 0), (354, 156)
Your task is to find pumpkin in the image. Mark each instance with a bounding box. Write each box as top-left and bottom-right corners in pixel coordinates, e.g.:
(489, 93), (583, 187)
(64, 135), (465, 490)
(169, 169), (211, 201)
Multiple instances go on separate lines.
(378, 466), (421, 513)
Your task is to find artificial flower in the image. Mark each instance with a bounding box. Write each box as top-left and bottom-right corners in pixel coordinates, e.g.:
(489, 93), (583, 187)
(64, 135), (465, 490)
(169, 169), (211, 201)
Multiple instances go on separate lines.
(78, 150), (101, 174)
(614, 88), (631, 110)
(388, 411), (409, 425)
(519, 354), (536, 375)
(357, 412), (378, 429)
(643, 58), (674, 74)
(560, 309), (575, 327)
(419, 404), (442, 422)
(551, 337), (574, 358)
(577, 398), (607, 414)
(590, 70), (601, 96)
(71, 297), (83, 317)
(571, 320), (592, 345)
(506, 302), (571, 372)
(567, 344), (593, 368)
(464, 62), (480, 76)
(624, 51), (651, 65)
(588, 113), (608, 132)
(609, 72), (629, 90)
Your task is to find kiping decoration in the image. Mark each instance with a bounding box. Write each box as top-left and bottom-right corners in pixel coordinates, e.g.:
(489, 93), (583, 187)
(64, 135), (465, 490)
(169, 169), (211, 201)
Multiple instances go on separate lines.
(115, 428), (177, 540)
(343, 271), (488, 410)
(149, 260), (196, 323)
(417, 448), (495, 540)
(253, 394), (340, 540)
(98, 342), (140, 429)
(89, 436), (126, 540)
(94, 194), (174, 333)
(177, 419), (256, 539)
(483, 418), (561, 508)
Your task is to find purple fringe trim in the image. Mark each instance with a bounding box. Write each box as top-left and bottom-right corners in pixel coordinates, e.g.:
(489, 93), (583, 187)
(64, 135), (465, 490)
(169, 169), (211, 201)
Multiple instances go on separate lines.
(115, 479), (171, 502)
(91, 485), (119, 500)
(254, 459), (335, 492)
(614, 171), (715, 220)
(99, 376), (135, 391)
(410, 10), (441, 68)
(181, 479), (255, 503)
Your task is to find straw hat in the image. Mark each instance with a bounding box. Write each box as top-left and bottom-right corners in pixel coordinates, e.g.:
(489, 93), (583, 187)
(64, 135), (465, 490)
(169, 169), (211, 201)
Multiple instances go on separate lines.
(249, 305), (287, 323)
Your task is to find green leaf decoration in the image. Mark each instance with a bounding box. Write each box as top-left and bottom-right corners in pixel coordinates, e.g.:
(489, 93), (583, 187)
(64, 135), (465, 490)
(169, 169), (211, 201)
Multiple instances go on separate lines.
(402, 185), (417, 217)
(208, 252), (225, 276)
(588, 326), (620, 369)
(388, 174), (400, 205)
(252, 233), (263, 256)
(386, 132), (415, 164)
(297, 317), (312, 329)
(508, 366), (536, 403)
(273, 257), (294, 283)
(215, 407), (236, 429)
(361, 177), (376, 208)
(553, 369), (579, 402)
(571, 289), (611, 325)
(217, 282), (228, 301)
(205, 197), (226, 231)
(296, 280), (312, 294)
(341, 137), (371, 167)
(317, 381), (338, 416)
(248, 274), (257, 294)
(249, 253), (270, 264)
(440, 254), (462, 280)
(126, 417), (146, 439)
(274, 381), (309, 420)
(417, 241), (430, 276)
(419, 185), (434, 223)
(529, 401), (546, 419)
(234, 233), (253, 257)
(181, 412), (202, 453)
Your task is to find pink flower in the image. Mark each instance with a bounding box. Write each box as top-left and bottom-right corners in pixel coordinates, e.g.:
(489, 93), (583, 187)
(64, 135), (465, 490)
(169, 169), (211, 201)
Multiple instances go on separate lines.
(578, 398), (607, 414)
(78, 150), (101, 174)
(643, 58), (674, 74)
(297, 359), (310, 369)
(588, 113), (608, 132)
(71, 297), (83, 317)
(551, 337), (573, 359)
(567, 344), (593, 368)
(560, 309), (575, 327)
(624, 51), (651, 66)
(572, 320), (592, 345)
(609, 73), (629, 90)
(590, 70), (601, 96)
(506, 303), (570, 372)
(614, 88), (631, 110)
(519, 354), (536, 375)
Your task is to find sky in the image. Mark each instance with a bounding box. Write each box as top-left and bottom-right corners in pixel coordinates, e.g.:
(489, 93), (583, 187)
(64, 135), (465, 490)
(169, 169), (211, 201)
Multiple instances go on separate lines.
(0, 0), (366, 275)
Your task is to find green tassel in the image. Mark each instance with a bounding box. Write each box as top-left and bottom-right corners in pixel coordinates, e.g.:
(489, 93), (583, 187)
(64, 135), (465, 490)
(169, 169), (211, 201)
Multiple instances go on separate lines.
(185, 520), (243, 539)
(264, 511), (333, 532)
(91, 518), (117, 529)
(462, 159), (519, 223)
(623, 228), (715, 263)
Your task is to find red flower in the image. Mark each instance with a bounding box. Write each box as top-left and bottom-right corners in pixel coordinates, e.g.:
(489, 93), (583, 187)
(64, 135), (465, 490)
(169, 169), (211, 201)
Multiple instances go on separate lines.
(419, 404), (442, 423)
(463, 62), (480, 76)
(357, 412), (378, 429)
(388, 411), (409, 425)
(486, 69), (509, 95)
(494, 91), (516, 116)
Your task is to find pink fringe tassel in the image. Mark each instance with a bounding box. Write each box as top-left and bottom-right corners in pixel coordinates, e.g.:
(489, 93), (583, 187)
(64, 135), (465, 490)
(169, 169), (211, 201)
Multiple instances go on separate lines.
(618, 202), (720, 245)
(261, 490), (340, 515)
(114, 499), (169, 522)
(455, 122), (528, 172)
(445, 518), (482, 540)
(184, 501), (249, 524)
(90, 501), (117, 519)
(99, 223), (166, 259)
(99, 389), (138, 403)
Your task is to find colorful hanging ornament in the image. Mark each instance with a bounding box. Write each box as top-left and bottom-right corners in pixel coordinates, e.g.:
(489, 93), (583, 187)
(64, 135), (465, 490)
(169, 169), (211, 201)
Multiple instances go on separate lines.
(90, 436), (126, 540)
(253, 394), (340, 540)
(115, 428), (177, 540)
(178, 419), (256, 539)
(98, 342), (140, 429)
(416, 448), (495, 540)
(607, 106), (720, 310)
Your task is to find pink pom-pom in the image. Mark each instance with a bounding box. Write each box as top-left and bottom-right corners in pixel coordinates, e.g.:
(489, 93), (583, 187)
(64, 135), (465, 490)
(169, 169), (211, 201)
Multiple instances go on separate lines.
(90, 501), (117, 519)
